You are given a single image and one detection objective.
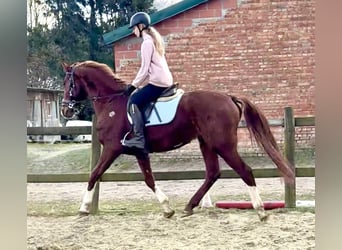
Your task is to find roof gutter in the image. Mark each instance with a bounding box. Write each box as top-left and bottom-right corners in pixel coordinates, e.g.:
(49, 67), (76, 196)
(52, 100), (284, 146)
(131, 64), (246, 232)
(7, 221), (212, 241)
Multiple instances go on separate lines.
(102, 0), (208, 46)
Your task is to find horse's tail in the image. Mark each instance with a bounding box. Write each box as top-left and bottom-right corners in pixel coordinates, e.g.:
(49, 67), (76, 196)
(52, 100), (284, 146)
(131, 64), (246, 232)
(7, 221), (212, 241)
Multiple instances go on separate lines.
(231, 96), (295, 184)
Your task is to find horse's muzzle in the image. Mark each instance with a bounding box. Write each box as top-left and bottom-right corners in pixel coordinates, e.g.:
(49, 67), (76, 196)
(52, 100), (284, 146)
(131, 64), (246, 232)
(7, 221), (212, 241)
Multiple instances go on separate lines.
(61, 99), (78, 119)
(61, 106), (76, 119)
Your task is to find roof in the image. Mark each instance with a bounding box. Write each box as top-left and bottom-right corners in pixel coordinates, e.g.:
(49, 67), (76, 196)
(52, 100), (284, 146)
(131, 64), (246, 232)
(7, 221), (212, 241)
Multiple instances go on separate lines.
(102, 0), (208, 46)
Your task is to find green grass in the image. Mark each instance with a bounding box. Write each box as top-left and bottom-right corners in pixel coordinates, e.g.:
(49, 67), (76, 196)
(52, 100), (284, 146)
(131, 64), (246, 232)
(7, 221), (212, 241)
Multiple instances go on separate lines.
(27, 142), (315, 174)
(27, 143), (91, 174)
(27, 142), (139, 174)
(294, 148), (315, 166)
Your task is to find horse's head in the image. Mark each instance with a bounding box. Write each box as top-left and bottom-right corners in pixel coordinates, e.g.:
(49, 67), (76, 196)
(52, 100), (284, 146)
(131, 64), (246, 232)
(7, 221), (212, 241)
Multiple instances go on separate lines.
(61, 60), (128, 119)
(60, 62), (88, 119)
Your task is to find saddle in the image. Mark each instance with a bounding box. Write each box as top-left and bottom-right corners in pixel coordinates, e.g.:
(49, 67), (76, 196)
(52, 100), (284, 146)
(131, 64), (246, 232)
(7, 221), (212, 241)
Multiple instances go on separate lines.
(127, 83), (185, 127)
(157, 83), (179, 99)
(144, 84), (177, 115)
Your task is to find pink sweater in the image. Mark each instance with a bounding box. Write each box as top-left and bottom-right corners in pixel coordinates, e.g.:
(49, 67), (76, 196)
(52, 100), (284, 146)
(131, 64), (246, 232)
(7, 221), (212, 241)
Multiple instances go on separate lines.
(131, 33), (173, 88)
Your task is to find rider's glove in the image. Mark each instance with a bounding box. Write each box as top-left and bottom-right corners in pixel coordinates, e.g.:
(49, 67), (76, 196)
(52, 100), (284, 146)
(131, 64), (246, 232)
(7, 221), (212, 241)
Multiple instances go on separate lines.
(124, 84), (136, 96)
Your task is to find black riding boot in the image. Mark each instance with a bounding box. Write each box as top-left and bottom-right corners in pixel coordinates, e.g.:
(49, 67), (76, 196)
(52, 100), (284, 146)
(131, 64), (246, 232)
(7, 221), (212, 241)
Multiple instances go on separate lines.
(122, 104), (145, 150)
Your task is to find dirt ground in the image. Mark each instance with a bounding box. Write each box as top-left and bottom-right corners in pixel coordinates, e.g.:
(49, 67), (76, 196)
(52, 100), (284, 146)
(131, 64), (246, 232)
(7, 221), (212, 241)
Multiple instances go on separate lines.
(27, 177), (315, 250)
(27, 143), (315, 249)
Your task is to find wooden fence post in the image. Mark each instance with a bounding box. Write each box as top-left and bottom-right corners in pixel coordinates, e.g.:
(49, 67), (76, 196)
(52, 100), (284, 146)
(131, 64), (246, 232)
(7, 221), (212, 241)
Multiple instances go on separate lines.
(89, 115), (101, 214)
(284, 107), (296, 208)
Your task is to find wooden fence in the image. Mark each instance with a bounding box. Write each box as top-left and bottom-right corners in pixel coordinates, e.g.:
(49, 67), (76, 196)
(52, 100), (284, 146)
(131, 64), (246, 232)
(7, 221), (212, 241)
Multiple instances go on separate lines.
(27, 107), (315, 212)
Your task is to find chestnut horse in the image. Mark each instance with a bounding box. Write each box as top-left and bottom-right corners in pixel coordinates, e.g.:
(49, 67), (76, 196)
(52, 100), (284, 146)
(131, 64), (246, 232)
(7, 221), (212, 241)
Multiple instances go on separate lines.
(61, 60), (294, 221)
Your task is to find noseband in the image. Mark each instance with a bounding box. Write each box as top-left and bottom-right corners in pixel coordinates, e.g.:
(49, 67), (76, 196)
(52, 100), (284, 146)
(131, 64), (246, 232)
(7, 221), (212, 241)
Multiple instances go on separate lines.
(62, 65), (79, 110)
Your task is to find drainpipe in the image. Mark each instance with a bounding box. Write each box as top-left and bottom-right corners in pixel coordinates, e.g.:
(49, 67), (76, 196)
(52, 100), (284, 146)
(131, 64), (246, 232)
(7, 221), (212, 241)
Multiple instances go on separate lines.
(113, 44), (116, 72)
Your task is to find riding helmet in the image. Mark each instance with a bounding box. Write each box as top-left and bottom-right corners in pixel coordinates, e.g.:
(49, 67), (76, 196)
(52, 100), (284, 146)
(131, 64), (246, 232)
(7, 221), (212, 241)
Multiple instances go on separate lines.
(129, 12), (151, 29)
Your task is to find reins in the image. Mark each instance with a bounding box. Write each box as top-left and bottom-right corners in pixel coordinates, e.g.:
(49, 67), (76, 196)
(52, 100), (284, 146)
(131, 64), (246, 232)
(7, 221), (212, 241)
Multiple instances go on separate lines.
(62, 90), (125, 109)
(90, 91), (125, 102)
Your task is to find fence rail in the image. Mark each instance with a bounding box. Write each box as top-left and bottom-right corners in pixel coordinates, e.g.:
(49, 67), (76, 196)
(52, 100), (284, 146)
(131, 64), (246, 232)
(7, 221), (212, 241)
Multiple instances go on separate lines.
(27, 167), (315, 183)
(27, 107), (315, 211)
(27, 126), (92, 136)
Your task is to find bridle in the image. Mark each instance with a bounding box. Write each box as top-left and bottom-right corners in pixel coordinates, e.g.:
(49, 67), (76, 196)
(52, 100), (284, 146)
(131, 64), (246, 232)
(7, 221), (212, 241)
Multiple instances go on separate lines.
(61, 65), (126, 111)
(62, 65), (79, 110)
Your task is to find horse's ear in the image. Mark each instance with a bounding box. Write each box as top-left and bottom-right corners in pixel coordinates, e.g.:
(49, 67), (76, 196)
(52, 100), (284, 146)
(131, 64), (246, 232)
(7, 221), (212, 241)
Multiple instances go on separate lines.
(61, 62), (70, 73)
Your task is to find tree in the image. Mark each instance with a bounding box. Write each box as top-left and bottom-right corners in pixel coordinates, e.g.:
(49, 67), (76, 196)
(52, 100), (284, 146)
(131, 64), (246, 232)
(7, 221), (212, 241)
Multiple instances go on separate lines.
(27, 0), (155, 119)
(27, 0), (155, 89)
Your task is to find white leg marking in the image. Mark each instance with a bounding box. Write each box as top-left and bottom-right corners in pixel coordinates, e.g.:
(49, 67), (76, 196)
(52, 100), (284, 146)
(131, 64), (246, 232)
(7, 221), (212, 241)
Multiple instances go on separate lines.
(201, 192), (213, 209)
(247, 186), (263, 209)
(155, 186), (168, 203)
(79, 188), (95, 214)
(247, 186), (268, 221)
(155, 186), (173, 213)
(79, 203), (90, 214)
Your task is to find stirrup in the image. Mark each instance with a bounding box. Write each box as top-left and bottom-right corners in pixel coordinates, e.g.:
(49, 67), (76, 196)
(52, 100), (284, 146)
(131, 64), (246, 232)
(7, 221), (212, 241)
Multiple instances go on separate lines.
(121, 133), (145, 150)
(120, 131), (131, 145)
(121, 139), (145, 149)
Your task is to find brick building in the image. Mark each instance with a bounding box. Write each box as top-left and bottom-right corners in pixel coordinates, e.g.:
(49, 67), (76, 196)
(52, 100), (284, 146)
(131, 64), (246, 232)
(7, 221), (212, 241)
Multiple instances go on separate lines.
(103, 0), (315, 156)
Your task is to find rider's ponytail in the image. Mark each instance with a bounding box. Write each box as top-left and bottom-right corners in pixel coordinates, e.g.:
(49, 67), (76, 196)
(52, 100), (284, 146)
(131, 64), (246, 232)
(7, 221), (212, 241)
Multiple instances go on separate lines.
(145, 27), (165, 57)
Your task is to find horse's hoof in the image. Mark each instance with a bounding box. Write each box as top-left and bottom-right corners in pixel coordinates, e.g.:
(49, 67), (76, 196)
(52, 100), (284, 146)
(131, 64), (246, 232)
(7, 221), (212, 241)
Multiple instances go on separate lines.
(78, 211), (90, 217)
(181, 209), (194, 218)
(79, 205), (90, 215)
(163, 210), (175, 218)
(258, 212), (269, 222)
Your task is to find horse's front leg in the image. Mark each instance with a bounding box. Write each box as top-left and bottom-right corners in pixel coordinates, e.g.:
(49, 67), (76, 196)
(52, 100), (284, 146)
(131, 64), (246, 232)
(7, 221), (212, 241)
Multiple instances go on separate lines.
(136, 155), (175, 218)
(183, 140), (221, 216)
(79, 146), (122, 214)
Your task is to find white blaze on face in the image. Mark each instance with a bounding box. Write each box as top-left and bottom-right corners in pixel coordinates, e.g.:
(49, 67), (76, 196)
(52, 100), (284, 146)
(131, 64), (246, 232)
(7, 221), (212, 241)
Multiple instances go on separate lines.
(247, 186), (264, 209)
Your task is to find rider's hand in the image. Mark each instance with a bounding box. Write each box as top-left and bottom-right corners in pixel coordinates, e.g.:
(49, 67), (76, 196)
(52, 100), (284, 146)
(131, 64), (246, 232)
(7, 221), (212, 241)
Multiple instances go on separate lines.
(124, 84), (136, 96)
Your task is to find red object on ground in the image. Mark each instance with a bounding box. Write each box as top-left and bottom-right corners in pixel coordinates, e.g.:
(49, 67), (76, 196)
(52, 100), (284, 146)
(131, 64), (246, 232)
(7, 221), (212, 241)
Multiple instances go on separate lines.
(215, 201), (285, 210)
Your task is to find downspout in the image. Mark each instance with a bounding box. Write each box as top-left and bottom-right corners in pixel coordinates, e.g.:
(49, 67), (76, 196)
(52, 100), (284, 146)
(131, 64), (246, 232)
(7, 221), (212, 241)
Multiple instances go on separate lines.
(112, 43), (116, 72)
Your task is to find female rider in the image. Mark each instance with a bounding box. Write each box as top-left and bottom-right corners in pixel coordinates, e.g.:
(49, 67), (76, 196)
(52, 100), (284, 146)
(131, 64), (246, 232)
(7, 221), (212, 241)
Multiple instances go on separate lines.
(122, 12), (173, 152)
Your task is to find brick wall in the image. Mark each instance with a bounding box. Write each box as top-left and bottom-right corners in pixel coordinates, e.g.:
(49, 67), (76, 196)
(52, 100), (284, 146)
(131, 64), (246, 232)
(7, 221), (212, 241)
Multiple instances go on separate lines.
(112, 0), (315, 156)
(114, 0), (233, 72)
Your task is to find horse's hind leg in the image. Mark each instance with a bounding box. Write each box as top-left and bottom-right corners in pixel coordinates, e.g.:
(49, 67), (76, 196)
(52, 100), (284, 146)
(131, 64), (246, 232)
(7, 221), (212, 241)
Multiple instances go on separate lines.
(217, 148), (268, 221)
(183, 139), (221, 216)
(136, 155), (175, 218)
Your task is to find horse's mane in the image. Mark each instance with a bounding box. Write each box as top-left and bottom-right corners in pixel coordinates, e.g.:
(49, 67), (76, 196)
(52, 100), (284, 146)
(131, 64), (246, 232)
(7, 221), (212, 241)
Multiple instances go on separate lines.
(77, 60), (127, 86)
